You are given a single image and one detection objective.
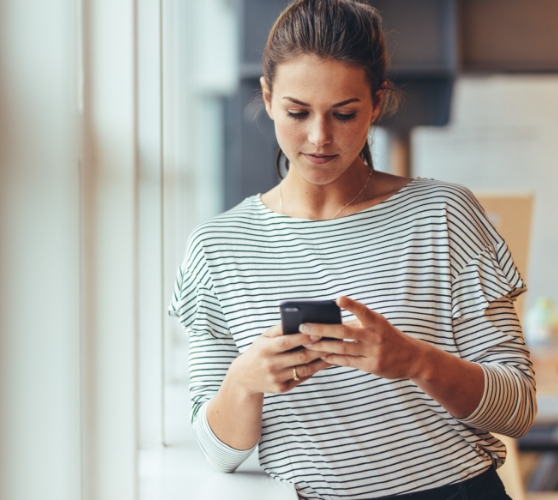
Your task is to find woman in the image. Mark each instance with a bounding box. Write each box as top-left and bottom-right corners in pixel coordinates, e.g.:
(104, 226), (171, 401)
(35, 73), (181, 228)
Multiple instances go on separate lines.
(169, 1), (536, 498)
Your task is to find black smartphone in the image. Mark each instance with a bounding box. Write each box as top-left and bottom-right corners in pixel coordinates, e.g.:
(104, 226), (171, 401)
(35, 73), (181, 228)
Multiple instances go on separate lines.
(280, 300), (342, 335)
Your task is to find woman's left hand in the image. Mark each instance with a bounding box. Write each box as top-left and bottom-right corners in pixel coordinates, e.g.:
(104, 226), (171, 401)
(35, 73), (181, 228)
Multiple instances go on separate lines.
(303, 295), (485, 419)
(302, 296), (427, 381)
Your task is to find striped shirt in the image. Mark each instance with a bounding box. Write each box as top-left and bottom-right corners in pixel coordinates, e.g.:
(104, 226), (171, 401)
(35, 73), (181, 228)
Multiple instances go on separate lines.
(169, 178), (536, 499)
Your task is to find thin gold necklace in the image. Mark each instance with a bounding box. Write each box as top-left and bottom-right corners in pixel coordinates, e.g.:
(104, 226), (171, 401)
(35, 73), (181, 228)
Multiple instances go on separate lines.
(279, 167), (373, 220)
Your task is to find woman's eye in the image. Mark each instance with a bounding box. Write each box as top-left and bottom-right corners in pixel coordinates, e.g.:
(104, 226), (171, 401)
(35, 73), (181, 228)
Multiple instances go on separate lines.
(335, 112), (356, 121)
(286, 111), (356, 121)
(287, 111), (308, 120)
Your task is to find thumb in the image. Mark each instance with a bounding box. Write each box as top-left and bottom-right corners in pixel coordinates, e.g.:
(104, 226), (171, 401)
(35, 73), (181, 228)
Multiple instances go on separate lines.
(336, 296), (380, 326)
(262, 323), (283, 338)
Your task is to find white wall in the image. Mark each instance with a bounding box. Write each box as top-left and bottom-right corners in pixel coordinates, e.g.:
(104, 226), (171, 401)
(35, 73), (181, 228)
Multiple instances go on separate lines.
(80, 1), (139, 498)
(0, 1), (144, 499)
(0, 2), (81, 500)
(413, 75), (558, 310)
(0, 0), (231, 496)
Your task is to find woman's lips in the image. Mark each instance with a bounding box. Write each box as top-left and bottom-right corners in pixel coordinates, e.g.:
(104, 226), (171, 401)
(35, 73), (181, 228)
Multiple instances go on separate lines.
(302, 153), (338, 165)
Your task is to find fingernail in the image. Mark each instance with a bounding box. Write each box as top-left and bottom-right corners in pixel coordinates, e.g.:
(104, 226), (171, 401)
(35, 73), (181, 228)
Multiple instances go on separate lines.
(299, 324), (311, 333)
(309, 335), (321, 342)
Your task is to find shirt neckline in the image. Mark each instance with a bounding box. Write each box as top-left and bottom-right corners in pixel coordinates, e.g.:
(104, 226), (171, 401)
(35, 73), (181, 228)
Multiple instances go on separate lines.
(255, 177), (420, 223)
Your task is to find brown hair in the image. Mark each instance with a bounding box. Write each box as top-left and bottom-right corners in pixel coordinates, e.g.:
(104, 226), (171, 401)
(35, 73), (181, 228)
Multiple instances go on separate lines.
(262, 0), (398, 176)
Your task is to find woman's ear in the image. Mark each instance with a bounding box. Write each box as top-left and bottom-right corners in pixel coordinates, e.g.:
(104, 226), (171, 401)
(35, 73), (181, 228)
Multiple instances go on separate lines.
(260, 76), (274, 120)
(370, 83), (386, 124)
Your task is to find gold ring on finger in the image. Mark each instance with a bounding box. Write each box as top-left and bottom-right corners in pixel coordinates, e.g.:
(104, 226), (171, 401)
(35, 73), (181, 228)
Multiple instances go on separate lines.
(293, 367), (299, 381)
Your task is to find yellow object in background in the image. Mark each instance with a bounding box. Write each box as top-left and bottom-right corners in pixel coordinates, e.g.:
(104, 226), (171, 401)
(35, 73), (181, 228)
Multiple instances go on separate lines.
(475, 192), (533, 320)
(525, 298), (558, 345)
(525, 297), (558, 394)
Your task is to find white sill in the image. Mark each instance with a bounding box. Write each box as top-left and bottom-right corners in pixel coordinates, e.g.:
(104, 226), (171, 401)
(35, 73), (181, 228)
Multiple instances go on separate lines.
(139, 382), (298, 500)
(139, 444), (298, 500)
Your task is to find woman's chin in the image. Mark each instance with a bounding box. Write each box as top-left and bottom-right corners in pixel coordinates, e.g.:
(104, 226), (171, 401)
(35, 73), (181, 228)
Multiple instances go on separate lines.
(299, 172), (341, 187)
(289, 163), (346, 186)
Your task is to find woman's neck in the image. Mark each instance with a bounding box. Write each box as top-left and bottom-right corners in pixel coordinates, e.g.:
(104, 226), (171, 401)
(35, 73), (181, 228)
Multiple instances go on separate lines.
(261, 164), (412, 221)
(278, 162), (373, 220)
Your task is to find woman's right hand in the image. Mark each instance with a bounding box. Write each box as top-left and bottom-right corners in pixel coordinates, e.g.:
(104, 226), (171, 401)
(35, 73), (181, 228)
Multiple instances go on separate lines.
(206, 325), (328, 451)
(228, 324), (331, 396)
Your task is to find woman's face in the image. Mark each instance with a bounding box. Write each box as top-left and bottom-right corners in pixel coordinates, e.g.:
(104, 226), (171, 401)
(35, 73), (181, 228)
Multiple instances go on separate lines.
(261, 55), (382, 186)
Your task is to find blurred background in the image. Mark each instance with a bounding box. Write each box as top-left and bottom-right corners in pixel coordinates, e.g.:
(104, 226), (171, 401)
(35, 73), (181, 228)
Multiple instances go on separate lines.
(1, 1), (558, 499)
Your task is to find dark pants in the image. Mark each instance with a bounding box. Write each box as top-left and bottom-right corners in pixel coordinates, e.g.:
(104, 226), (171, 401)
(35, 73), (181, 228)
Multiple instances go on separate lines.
(374, 467), (511, 500)
(298, 467), (512, 500)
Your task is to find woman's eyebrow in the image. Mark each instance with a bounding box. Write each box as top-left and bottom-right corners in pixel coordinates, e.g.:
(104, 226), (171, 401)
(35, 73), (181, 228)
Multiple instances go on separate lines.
(282, 97), (361, 107)
(282, 97), (310, 106)
(332, 98), (360, 107)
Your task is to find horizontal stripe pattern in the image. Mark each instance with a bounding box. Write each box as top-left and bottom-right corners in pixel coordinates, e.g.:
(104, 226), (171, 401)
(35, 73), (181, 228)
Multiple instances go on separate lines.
(456, 298), (537, 438)
(169, 178), (535, 499)
(194, 401), (257, 472)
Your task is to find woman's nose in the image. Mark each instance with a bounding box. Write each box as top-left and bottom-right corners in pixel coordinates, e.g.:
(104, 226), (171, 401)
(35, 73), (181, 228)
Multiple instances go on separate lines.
(308, 116), (332, 147)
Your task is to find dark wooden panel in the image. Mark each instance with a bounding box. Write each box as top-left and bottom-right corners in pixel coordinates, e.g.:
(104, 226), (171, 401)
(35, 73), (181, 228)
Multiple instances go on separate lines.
(379, 78), (454, 129)
(370, 0), (457, 75)
(461, 0), (558, 72)
(369, 0), (457, 128)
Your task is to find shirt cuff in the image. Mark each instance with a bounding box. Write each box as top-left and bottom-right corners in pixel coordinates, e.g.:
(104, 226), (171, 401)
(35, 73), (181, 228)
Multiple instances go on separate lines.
(193, 400), (257, 472)
(457, 363), (533, 437)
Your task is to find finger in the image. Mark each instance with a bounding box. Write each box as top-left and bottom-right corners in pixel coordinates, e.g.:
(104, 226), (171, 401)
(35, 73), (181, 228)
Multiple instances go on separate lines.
(344, 319), (361, 328)
(280, 345), (327, 367)
(306, 338), (363, 356)
(271, 332), (317, 353)
(337, 296), (382, 326)
(295, 358), (331, 378)
(300, 322), (361, 341)
(280, 358), (331, 384)
(262, 324), (283, 338)
(321, 353), (363, 370)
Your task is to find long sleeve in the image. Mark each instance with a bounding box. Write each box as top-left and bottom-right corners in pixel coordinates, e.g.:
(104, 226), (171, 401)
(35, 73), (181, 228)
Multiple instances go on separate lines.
(194, 401), (256, 472)
(168, 231), (256, 472)
(453, 296), (537, 437)
(188, 313), (257, 472)
(442, 187), (536, 437)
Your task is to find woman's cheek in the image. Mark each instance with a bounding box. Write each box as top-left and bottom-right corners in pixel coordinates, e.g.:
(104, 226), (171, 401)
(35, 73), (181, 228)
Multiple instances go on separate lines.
(344, 121), (370, 151)
(276, 119), (303, 152)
